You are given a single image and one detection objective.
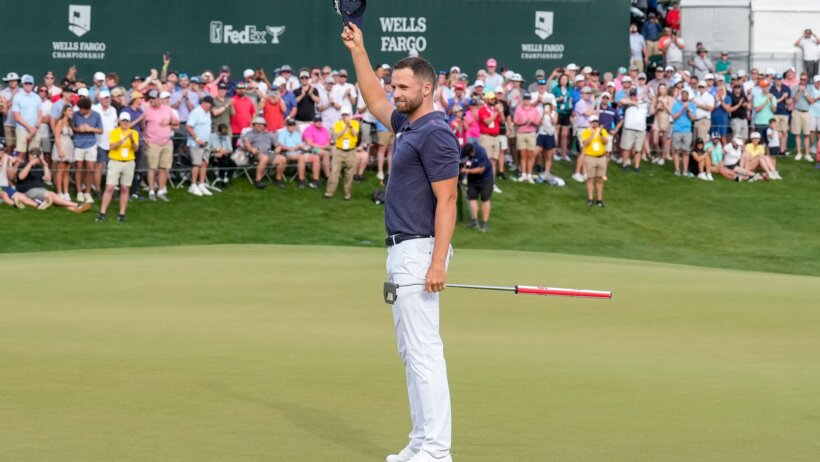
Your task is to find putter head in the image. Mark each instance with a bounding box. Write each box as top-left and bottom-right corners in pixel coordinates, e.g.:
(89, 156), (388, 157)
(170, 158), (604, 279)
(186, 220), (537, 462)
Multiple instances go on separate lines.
(383, 282), (398, 305)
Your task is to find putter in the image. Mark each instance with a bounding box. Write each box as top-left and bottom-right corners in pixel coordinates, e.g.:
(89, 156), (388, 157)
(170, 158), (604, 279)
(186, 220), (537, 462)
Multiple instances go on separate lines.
(383, 282), (612, 305)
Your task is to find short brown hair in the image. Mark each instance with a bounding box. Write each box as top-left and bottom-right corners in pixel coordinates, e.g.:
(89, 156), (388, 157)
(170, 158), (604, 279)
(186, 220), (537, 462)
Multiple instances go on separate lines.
(393, 57), (436, 90)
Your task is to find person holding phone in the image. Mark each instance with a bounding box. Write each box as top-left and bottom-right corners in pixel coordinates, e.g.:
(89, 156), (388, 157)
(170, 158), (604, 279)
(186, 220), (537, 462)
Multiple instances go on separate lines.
(795, 29), (820, 80)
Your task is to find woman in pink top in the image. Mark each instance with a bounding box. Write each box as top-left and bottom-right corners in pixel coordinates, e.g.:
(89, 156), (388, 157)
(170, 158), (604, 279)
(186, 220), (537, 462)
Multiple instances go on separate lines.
(464, 100), (481, 144)
(513, 94), (541, 183)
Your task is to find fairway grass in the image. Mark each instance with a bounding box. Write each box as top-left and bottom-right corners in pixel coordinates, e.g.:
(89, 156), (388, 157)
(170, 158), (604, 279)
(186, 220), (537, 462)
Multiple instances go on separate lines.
(1, 245), (818, 461)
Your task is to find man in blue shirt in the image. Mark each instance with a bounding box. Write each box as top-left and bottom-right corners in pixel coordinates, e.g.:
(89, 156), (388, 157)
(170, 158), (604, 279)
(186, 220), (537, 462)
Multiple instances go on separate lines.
(641, 12), (663, 58)
(11, 74), (43, 160)
(769, 75), (791, 154)
(671, 90), (697, 176)
(185, 96), (214, 197)
(276, 118), (318, 189)
(460, 143), (494, 231)
(71, 97), (103, 203)
(343, 23), (459, 462)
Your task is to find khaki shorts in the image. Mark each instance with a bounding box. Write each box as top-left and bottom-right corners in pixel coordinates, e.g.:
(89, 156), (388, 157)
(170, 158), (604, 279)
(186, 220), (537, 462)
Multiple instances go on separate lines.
(15, 127), (40, 153)
(74, 146), (97, 162)
(773, 115), (789, 133)
(516, 132), (537, 151)
(479, 134), (500, 160)
(620, 128), (645, 151)
(583, 155), (607, 179)
(376, 131), (394, 146)
(189, 146), (209, 165)
(147, 143), (173, 170)
(498, 134), (508, 151)
(4, 125), (16, 150)
(693, 119), (711, 142)
(791, 111), (811, 136)
(106, 160), (136, 187)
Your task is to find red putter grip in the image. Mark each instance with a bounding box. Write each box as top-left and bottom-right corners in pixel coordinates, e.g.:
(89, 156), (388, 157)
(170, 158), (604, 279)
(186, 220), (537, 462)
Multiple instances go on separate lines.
(515, 285), (612, 299)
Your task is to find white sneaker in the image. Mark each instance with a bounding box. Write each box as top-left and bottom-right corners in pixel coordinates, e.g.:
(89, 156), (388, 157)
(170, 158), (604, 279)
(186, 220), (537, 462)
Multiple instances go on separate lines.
(84, 194), (95, 204)
(76, 192), (85, 203)
(198, 183), (213, 196)
(706, 173), (714, 181)
(492, 184), (502, 193)
(806, 154), (814, 163)
(406, 451), (452, 462)
(553, 153), (561, 161)
(697, 172), (708, 181)
(188, 184), (204, 196)
(657, 158), (665, 166)
(376, 171), (385, 181)
(795, 153), (803, 161)
(674, 170), (681, 177)
(157, 190), (170, 202)
(527, 175), (535, 184)
(771, 171), (782, 180)
(571, 172), (585, 183)
(386, 445), (419, 462)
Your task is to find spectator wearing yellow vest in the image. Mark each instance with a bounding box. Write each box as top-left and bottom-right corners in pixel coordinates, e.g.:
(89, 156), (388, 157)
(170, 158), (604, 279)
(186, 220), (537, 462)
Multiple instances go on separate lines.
(581, 115), (609, 207)
(96, 112), (139, 222)
(324, 106), (360, 200)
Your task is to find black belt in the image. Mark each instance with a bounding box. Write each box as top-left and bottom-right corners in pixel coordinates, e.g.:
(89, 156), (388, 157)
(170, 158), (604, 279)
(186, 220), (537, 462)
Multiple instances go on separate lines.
(385, 233), (433, 247)
(796, 109), (809, 113)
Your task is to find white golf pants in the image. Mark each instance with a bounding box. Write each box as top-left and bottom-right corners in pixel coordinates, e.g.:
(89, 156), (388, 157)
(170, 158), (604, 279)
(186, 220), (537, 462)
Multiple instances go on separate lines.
(386, 237), (453, 458)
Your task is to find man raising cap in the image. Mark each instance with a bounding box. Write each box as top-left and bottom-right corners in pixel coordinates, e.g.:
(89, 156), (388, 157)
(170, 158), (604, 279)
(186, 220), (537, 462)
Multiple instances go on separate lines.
(342, 21), (459, 462)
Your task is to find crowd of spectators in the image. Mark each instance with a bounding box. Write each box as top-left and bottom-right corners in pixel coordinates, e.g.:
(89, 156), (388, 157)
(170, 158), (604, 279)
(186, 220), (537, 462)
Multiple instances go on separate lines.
(1, 17), (818, 220)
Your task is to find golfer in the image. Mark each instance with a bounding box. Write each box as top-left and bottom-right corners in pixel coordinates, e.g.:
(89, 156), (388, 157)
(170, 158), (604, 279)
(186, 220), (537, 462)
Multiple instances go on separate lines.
(342, 23), (459, 462)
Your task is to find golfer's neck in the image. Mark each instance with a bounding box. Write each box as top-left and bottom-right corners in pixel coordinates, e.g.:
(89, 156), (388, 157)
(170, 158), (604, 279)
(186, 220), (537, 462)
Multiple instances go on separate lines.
(407, 101), (435, 123)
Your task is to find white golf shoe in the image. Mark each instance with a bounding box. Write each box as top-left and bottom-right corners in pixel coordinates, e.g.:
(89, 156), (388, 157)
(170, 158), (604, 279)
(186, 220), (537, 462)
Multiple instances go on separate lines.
(386, 445), (418, 462)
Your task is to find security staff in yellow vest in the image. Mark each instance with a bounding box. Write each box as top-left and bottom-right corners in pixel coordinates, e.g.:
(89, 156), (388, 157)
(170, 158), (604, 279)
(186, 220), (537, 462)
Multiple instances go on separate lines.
(324, 106), (360, 200)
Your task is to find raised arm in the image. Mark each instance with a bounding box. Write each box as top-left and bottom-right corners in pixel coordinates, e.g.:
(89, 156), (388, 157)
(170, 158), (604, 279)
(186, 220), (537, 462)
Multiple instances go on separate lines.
(341, 24), (394, 128)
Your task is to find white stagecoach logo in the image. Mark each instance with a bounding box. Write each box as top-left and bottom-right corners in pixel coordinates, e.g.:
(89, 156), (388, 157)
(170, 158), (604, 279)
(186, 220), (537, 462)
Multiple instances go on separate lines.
(68, 4), (91, 37)
(534, 11), (553, 40)
(209, 21), (286, 45)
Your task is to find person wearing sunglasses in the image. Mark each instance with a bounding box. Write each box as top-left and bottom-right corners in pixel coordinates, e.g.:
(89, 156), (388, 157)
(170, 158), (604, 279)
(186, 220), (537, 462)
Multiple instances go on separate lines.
(791, 73), (813, 161)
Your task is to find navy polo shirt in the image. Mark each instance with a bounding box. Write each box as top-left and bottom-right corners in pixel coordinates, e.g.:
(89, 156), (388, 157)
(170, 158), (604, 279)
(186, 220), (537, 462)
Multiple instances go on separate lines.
(769, 84), (791, 116)
(386, 110), (459, 236)
(461, 144), (493, 183)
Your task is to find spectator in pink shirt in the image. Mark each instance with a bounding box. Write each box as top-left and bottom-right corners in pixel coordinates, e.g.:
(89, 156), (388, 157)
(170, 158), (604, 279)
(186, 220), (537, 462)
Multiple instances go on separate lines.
(302, 114), (332, 178)
(464, 99), (481, 144)
(513, 93), (541, 183)
(142, 89), (179, 201)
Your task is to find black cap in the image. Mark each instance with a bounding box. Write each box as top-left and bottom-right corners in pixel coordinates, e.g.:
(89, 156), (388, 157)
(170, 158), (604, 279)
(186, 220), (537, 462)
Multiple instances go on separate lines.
(202, 95), (215, 105)
(217, 82), (228, 90)
(286, 118), (296, 125)
(313, 114), (323, 122)
(334, 0), (367, 28)
(629, 88), (638, 96)
(131, 75), (143, 82)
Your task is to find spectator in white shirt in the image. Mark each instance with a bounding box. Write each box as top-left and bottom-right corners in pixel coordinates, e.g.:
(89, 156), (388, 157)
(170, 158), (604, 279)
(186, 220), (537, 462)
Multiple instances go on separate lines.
(693, 81), (716, 142)
(92, 91), (118, 197)
(795, 29), (820, 80)
(693, 48), (714, 81)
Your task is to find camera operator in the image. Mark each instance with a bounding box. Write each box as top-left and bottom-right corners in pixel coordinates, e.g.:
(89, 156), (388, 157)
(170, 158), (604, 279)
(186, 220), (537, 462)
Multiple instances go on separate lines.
(460, 143), (494, 232)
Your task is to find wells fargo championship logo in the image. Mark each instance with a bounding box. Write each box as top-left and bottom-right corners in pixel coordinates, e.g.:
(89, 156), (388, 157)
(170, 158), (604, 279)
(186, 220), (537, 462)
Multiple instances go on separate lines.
(52, 4), (107, 60)
(521, 11), (564, 60)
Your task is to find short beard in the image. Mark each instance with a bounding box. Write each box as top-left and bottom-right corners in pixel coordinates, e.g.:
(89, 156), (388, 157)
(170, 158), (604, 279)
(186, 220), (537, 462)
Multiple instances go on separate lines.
(396, 91), (424, 114)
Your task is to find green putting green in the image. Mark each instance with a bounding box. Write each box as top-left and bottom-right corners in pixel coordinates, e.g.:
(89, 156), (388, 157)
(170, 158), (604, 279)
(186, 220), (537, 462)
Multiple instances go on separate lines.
(1, 245), (817, 461)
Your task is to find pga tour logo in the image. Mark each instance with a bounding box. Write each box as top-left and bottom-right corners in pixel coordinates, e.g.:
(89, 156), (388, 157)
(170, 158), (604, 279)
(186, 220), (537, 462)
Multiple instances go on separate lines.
(534, 11), (553, 40)
(68, 4), (91, 37)
(209, 21), (286, 45)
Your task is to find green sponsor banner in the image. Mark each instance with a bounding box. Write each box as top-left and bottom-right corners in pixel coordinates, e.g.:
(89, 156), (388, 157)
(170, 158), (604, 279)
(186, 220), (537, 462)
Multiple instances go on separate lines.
(0, 0), (628, 83)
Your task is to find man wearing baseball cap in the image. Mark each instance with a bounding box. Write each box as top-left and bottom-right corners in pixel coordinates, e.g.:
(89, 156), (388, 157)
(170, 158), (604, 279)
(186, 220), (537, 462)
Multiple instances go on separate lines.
(11, 74), (43, 162)
(91, 90), (118, 199)
(324, 106), (359, 199)
(446, 82), (470, 118)
(143, 89), (179, 201)
(581, 115), (609, 207)
(752, 79), (776, 148)
(484, 58), (503, 90)
(186, 96), (217, 196)
(1, 72), (21, 151)
(96, 112), (139, 222)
